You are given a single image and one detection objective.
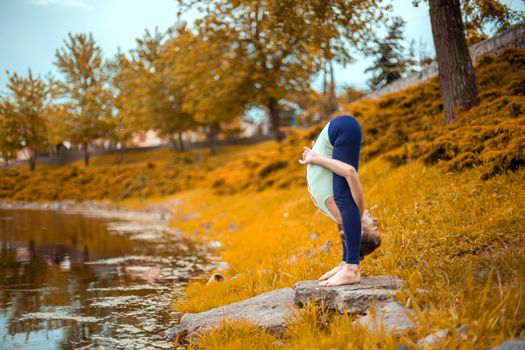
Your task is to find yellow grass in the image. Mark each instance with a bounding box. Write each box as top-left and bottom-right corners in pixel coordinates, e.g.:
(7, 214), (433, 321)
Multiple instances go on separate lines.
(170, 157), (525, 349)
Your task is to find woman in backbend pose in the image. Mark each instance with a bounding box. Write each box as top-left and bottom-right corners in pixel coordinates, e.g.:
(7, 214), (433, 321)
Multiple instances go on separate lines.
(298, 114), (381, 287)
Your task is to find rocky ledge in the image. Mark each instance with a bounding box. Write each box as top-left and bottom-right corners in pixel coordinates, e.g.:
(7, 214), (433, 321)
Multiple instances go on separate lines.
(167, 288), (295, 341)
(166, 276), (415, 343)
(294, 276), (403, 314)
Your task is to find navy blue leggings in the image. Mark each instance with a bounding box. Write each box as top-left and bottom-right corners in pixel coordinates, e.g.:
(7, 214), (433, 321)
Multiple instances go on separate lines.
(328, 115), (362, 264)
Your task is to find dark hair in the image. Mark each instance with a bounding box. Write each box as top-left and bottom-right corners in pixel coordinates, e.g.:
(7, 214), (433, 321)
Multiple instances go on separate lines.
(359, 231), (382, 261)
(337, 223), (382, 261)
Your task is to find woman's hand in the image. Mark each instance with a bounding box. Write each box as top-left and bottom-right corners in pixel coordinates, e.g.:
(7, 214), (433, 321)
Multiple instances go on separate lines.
(298, 146), (319, 165)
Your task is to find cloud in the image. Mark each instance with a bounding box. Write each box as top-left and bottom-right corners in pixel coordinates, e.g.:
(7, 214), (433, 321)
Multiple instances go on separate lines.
(27, 0), (93, 9)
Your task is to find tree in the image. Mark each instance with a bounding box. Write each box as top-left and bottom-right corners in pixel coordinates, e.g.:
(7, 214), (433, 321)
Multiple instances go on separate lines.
(165, 26), (250, 155)
(365, 16), (416, 90)
(45, 103), (73, 155)
(178, 0), (389, 141)
(134, 28), (196, 151)
(109, 29), (197, 153)
(0, 98), (21, 168)
(4, 70), (50, 171)
(462, 0), (525, 45)
(406, 38), (435, 74)
(414, 0), (480, 124)
(106, 50), (145, 151)
(54, 33), (112, 166)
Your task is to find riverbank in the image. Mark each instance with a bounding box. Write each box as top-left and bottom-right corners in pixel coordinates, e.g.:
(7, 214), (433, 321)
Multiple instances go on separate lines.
(0, 203), (217, 349)
(0, 199), (174, 222)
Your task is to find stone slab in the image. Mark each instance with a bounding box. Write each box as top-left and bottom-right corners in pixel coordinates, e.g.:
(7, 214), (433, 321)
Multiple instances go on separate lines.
(293, 276), (403, 314)
(166, 287), (295, 341)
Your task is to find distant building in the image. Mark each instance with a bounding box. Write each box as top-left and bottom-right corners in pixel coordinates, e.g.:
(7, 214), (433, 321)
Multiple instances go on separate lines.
(131, 129), (165, 147)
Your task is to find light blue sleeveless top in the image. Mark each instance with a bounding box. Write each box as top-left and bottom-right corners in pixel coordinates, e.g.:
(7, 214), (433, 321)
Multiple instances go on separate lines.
(306, 121), (341, 224)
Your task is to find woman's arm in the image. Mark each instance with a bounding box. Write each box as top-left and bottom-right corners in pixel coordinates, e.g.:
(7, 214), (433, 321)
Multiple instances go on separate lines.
(299, 146), (364, 217)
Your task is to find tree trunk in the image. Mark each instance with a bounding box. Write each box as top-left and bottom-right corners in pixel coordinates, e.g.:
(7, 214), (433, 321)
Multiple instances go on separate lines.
(268, 97), (284, 142)
(28, 149), (36, 172)
(82, 143), (90, 167)
(428, 0), (479, 124)
(114, 148), (123, 164)
(320, 60), (328, 117)
(208, 121), (219, 155)
(169, 134), (179, 151)
(2, 156), (8, 170)
(328, 59), (338, 115)
(178, 131), (184, 152)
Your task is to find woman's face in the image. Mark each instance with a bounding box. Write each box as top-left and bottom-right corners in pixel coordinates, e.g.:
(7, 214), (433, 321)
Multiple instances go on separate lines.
(361, 209), (379, 238)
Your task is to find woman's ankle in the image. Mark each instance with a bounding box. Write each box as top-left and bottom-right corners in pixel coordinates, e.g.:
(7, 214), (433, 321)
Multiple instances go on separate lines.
(342, 263), (359, 270)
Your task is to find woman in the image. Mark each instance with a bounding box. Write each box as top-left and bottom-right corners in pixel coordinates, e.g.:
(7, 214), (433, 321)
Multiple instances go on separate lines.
(298, 114), (381, 287)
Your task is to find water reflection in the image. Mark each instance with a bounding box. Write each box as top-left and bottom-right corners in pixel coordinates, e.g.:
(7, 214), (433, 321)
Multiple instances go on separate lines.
(0, 209), (209, 349)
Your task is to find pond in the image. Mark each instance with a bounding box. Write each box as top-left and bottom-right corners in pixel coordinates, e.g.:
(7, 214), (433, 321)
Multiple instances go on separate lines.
(0, 208), (211, 349)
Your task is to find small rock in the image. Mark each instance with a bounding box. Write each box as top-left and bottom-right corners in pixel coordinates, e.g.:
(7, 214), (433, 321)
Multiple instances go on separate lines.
(456, 324), (468, 339)
(142, 324), (158, 332)
(165, 324), (183, 340)
(354, 301), (416, 334)
(215, 261), (230, 272)
(319, 240), (333, 253)
(491, 340), (525, 350)
(415, 288), (432, 297)
(231, 273), (244, 280)
(207, 240), (222, 249)
(303, 249), (315, 256)
(309, 233), (319, 240)
(416, 329), (449, 347)
(170, 311), (184, 319)
(207, 273), (225, 284)
(228, 221), (238, 232)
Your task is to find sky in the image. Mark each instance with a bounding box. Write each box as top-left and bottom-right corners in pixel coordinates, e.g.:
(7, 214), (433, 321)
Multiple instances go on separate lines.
(0, 0), (524, 95)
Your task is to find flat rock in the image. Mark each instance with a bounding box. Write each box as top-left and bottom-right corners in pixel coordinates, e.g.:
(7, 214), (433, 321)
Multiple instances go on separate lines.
(294, 276), (403, 314)
(167, 287), (295, 341)
(353, 300), (416, 334)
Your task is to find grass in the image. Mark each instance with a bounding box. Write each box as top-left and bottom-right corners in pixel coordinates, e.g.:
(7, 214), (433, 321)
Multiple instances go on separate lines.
(168, 157), (524, 349)
(0, 48), (524, 349)
(0, 141), (278, 201)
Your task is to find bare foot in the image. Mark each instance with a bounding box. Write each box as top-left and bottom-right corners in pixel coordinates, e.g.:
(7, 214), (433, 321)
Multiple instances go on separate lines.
(319, 264), (360, 287)
(318, 261), (345, 280)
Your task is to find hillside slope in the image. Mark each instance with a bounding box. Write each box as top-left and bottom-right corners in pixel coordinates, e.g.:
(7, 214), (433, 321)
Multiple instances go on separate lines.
(1, 49), (523, 201)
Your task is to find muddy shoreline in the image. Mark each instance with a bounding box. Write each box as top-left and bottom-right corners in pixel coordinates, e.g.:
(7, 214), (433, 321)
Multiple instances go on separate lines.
(0, 199), (175, 222)
(0, 199), (222, 349)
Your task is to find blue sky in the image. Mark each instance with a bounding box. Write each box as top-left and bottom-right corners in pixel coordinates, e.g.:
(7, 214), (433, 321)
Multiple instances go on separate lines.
(0, 0), (523, 95)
